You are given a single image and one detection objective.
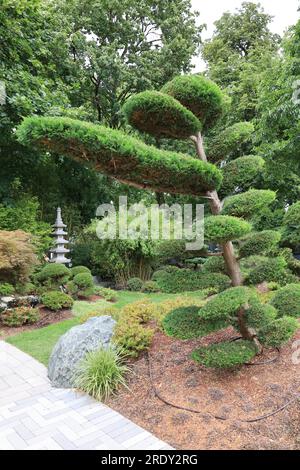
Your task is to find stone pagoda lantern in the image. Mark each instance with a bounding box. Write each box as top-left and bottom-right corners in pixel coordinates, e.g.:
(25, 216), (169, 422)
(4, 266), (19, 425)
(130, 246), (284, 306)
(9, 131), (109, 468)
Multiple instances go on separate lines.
(50, 207), (70, 265)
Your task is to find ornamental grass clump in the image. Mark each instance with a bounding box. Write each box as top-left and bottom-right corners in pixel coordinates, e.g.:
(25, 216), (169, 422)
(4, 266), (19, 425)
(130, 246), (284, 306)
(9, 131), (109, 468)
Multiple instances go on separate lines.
(73, 347), (130, 402)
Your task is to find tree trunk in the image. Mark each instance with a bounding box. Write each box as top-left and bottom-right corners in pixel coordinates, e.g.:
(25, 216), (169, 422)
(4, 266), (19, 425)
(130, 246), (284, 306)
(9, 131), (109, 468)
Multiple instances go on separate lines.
(191, 133), (243, 287)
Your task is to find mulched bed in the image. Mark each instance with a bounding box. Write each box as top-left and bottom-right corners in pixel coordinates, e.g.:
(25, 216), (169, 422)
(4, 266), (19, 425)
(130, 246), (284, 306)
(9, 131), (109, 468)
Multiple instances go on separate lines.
(0, 307), (73, 339)
(107, 324), (300, 450)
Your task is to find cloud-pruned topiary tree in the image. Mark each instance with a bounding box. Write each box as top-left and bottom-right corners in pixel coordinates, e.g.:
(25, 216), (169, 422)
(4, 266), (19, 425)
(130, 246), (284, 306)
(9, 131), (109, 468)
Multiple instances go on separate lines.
(17, 74), (299, 367)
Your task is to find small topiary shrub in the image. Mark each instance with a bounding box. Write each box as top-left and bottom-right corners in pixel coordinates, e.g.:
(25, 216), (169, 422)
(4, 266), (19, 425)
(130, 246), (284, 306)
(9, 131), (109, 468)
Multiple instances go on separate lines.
(142, 281), (160, 293)
(198, 286), (253, 322)
(41, 291), (74, 311)
(113, 321), (154, 358)
(239, 231), (282, 258)
(258, 316), (299, 348)
(15, 282), (36, 295)
(96, 287), (117, 302)
(245, 300), (278, 330)
(163, 306), (222, 340)
(36, 263), (71, 287)
(222, 190), (276, 219)
(1, 306), (40, 327)
(192, 340), (257, 368)
(270, 284), (300, 318)
(121, 299), (154, 324)
(153, 294), (208, 328)
(246, 257), (288, 285)
(127, 277), (144, 292)
(70, 266), (92, 278)
(73, 272), (94, 289)
(204, 215), (252, 243)
(73, 346), (130, 401)
(202, 257), (227, 274)
(221, 155), (265, 195)
(0, 283), (15, 296)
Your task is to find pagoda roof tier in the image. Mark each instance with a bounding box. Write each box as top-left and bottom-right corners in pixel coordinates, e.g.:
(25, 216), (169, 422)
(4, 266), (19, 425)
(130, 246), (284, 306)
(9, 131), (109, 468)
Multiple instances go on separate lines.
(52, 229), (68, 236)
(50, 257), (70, 264)
(52, 237), (69, 244)
(50, 247), (70, 254)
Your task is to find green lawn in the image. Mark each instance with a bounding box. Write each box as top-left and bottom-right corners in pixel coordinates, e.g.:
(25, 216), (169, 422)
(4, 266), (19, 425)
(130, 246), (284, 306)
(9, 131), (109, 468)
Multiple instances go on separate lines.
(6, 289), (206, 366)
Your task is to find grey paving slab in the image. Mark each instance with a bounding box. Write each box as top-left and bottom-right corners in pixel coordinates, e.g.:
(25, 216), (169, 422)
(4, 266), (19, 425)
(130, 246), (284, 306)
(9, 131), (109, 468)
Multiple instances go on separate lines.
(0, 341), (171, 450)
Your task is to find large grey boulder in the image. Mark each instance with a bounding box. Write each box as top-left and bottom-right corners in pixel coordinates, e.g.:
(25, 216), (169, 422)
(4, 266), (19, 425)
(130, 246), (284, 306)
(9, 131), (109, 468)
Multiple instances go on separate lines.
(48, 316), (116, 388)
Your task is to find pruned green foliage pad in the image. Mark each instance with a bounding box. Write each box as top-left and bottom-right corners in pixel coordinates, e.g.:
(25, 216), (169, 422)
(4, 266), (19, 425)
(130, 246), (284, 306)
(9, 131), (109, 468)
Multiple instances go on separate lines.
(270, 283), (300, 318)
(192, 340), (257, 368)
(17, 117), (222, 196)
(258, 316), (299, 348)
(246, 256), (287, 285)
(205, 215), (252, 243)
(161, 75), (224, 131)
(163, 306), (224, 340)
(222, 190), (276, 219)
(239, 230), (282, 258)
(245, 299), (278, 330)
(123, 91), (202, 139)
(198, 286), (252, 322)
(206, 122), (255, 163)
(221, 155), (265, 195)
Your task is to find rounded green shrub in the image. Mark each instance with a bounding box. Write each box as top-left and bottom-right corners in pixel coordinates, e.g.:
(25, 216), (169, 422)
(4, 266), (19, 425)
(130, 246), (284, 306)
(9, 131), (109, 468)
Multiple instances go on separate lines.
(163, 306), (227, 340)
(270, 284), (300, 318)
(142, 281), (160, 293)
(0, 283), (15, 296)
(192, 340), (257, 368)
(245, 300), (278, 330)
(36, 263), (71, 286)
(246, 257), (288, 285)
(205, 215), (252, 243)
(41, 291), (74, 311)
(123, 91), (202, 139)
(127, 277), (144, 292)
(222, 190), (276, 219)
(198, 286), (253, 323)
(239, 230), (281, 258)
(161, 75), (224, 130)
(17, 117), (222, 197)
(206, 122), (255, 163)
(155, 268), (230, 294)
(1, 306), (40, 327)
(70, 266), (92, 278)
(73, 347), (129, 401)
(221, 155), (265, 195)
(282, 202), (300, 250)
(202, 257), (227, 274)
(73, 272), (94, 289)
(259, 316), (299, 348)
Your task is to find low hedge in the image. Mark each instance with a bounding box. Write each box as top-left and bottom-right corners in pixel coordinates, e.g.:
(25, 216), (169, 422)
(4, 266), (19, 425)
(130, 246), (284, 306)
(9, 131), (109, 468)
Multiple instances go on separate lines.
(270, 284), (300, 318)
(154, 267), (230, 294)
(17, 117), (222, 197)
(142, 281), (160, 293)
(1, 306), (40, 327)
(192, 340), (257, 369)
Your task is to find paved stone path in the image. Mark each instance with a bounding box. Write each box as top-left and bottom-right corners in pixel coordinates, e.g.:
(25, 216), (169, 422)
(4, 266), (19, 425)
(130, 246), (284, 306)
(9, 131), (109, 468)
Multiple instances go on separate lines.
(0, 341), (171, 450)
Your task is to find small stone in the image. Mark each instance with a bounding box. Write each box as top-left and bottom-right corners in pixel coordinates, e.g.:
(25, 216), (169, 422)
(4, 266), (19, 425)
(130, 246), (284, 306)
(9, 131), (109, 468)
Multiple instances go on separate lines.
(185, 377), (199, 388)
(188, 397), (199, 405)
(241, 402), (255, 413)
(147, 415), (163, 425)
(184, 364), (197, 374)
(208, 388), (225, 401)
(267, 383), (282, 393)
(171, 413), (190, 425)
(172, 357), (186, 366)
